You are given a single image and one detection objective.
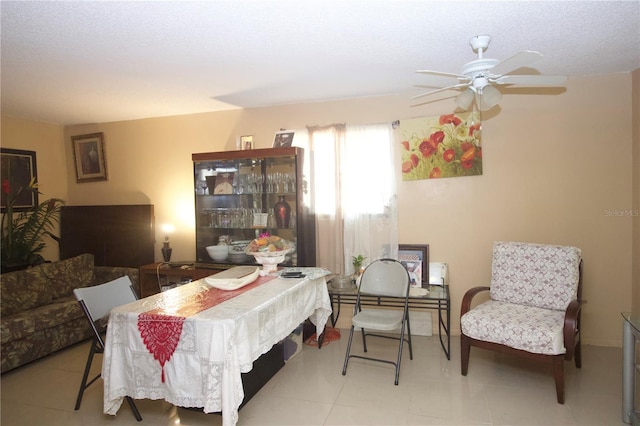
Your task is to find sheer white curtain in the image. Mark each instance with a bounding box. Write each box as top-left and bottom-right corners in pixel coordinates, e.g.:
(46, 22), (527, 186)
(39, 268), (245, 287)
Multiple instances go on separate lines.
(342, 123), (398, 274)
(303, 123), (398, 275)
(299, 125), (345, 275)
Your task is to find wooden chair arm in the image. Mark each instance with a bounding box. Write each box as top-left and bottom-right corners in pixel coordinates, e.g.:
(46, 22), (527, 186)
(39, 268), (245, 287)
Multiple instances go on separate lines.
(563, 299), (586, 359)
(460, 286), (490, 316)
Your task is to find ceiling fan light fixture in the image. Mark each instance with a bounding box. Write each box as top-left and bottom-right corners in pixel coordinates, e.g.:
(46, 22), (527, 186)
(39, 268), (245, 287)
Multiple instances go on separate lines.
(477, 85), (502, 110)
(455, 89), (475, 110)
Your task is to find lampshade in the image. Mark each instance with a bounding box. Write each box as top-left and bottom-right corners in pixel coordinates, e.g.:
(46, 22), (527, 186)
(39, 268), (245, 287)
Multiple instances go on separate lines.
(477, 85), (502, 111)
(455, 89), (475, 110)
(161, 224), (175, 236)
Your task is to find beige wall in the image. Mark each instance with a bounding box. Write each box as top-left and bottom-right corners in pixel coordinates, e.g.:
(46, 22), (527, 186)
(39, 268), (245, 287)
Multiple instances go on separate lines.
(3, 72), (635, 346)
(0, 116), (68, 261)
(398, 73), (634, 346)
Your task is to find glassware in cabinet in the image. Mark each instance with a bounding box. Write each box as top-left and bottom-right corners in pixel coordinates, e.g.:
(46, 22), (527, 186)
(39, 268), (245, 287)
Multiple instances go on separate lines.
(192, 147), (315, 268)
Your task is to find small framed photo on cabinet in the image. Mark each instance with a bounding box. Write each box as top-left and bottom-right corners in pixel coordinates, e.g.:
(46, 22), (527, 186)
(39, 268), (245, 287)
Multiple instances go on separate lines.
(273, 131), (294, 148)
(240, 135), (254, 150)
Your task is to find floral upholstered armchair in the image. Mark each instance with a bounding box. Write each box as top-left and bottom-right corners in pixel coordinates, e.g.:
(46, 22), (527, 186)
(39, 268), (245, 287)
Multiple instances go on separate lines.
(460, 241), (583, 404)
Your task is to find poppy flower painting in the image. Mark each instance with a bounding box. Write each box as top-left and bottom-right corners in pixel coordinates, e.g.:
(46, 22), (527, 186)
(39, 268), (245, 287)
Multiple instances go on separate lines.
(398, 112), (482, 180)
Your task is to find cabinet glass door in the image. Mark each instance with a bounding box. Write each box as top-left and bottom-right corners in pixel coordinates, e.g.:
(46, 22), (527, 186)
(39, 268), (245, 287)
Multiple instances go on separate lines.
(193, 148), (313, 268)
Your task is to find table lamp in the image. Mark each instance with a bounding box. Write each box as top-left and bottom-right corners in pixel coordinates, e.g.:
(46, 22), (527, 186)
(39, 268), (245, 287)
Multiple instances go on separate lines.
(161, 224), (175, 262)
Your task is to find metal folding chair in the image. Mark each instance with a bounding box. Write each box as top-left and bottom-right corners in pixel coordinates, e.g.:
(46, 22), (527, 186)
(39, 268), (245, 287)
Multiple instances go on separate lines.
(342, 258), (413, 385)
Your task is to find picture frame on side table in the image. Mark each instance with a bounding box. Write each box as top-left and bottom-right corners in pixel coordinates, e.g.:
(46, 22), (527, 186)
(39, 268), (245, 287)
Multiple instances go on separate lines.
(398, 244), (429, 288)
(1, 148), (38, 212)
(71, 132), (107, 183)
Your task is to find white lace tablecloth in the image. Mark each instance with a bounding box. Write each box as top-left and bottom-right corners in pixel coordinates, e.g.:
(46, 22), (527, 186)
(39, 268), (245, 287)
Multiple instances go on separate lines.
(102, 272), (332, 426)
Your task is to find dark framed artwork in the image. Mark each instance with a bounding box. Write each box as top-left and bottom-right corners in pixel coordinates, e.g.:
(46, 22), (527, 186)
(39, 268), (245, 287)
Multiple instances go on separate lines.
(1, 148), (38, 212)
(273, 131), (294, 148)
(71, 132), (107, 183)
(398, 244), (429, 288)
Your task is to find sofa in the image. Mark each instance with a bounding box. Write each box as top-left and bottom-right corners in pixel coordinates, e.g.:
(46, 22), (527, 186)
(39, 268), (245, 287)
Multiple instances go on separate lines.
(1, 253), (139, 373)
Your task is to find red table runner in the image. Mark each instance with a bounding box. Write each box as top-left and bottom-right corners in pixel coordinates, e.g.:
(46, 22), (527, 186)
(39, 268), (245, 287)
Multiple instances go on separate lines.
(138, 275), (275, 382)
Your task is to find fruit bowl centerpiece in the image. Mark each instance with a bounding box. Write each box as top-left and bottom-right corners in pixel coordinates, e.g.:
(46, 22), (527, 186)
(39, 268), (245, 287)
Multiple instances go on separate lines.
(245, 235), (294, 276)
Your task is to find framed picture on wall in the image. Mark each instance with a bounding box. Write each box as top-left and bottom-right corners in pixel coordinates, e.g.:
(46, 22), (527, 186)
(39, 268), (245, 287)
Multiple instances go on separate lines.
(1, 148), (39, 212)
(398, 244), (429, 288)
(71, 132), (107, 183)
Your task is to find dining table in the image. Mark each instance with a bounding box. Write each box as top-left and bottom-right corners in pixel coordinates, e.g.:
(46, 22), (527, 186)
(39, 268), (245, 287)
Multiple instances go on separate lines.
(102, 267), (332, 426)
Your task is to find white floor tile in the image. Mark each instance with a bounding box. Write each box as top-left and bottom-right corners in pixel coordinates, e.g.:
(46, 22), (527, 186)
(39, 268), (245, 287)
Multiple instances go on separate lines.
(0, 332), (627, 425)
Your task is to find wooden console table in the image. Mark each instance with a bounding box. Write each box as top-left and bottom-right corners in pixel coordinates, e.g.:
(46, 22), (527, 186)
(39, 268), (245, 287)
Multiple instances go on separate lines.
(138, 262), (222, 298)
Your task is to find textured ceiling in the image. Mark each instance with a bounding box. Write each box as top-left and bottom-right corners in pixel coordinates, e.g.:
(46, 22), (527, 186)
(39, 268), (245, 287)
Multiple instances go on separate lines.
(1, 0), (639, 126)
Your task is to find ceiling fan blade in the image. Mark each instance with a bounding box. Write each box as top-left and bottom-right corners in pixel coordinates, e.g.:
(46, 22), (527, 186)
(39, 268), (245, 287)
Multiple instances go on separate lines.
(415, 84), (451, 89)
(416, 70), (467, 79)
(490, 50), (543, 76)
(494, 74), (567, 86)
(411, 83), (470, 100)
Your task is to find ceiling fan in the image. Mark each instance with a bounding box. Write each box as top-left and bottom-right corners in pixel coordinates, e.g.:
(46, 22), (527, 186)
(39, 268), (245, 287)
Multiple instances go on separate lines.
(412, 35), (567, 110)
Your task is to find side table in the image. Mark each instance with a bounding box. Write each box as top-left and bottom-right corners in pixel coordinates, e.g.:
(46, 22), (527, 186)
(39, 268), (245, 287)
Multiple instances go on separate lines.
(328, 284), (451, 359)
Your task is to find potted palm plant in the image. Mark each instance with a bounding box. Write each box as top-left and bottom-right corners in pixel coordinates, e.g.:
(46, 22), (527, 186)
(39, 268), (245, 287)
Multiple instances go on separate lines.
(1, 177), (64, 273)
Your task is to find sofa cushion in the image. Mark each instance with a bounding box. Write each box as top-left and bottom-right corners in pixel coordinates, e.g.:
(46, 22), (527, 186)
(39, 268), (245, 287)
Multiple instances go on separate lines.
(1, 298), (85, 345)
(1, 269), (53, 317)
(24, 253), (96, 300)
(1, 316), (92, 374)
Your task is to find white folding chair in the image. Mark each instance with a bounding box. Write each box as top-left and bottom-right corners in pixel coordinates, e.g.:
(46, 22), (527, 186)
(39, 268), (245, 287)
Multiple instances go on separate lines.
(342, 258), (413, 385)
(73, 276), (142, 421)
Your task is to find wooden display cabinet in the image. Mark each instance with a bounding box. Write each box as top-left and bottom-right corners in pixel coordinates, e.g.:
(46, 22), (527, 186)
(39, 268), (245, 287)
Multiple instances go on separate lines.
(192, 147), (316, 268)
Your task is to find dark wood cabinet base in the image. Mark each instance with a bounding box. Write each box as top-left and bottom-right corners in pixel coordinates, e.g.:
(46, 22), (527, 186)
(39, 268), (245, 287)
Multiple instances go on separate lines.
(180, 341), (285, 413)
(240, 341), (285, 408)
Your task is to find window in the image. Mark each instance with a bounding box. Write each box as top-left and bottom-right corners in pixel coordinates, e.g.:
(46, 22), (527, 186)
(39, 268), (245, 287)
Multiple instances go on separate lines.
(342, 124), (395, 216)
(301, 122), (398, 274)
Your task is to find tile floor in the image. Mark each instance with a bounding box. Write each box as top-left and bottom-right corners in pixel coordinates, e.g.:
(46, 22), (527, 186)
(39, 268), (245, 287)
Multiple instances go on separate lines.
(0, 331), (626, 425)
